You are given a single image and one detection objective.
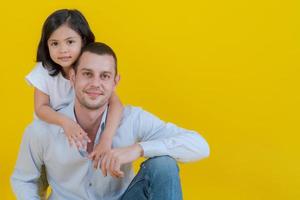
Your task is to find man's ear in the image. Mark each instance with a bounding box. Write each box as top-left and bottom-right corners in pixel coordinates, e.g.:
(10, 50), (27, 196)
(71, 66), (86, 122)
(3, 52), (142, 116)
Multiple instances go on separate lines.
(69, 69), (76, 87)
(114, 74), (120, 86)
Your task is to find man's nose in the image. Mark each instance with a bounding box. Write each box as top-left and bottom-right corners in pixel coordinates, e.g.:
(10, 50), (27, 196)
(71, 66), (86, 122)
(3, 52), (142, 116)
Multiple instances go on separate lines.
(90, 76), (104, 88)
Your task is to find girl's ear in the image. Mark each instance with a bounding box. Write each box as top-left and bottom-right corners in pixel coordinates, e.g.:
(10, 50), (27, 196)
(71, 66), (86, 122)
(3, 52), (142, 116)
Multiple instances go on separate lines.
(69, 69), (76, 87)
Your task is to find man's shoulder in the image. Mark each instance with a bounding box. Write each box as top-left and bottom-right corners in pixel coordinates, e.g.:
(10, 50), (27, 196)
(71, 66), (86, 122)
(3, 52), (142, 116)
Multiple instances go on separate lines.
(122, 105), (159, 122)
(57, 103), (74, 118)
(123, 105), (144, 117)
(25, 119), (60, 140)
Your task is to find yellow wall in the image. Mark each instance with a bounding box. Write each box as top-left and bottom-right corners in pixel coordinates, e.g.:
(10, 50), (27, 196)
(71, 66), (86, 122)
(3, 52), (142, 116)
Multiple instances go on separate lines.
(1, 0), (299, 199)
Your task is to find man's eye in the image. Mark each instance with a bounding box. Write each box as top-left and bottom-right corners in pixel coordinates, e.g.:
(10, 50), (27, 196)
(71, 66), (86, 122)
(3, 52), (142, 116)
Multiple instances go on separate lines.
(83, 72), (92, 77)
(101, 74), (111, 80)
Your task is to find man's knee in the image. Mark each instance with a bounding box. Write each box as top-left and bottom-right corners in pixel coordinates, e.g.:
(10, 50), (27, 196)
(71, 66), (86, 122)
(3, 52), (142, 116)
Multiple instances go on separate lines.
(142, 156), (179, 178)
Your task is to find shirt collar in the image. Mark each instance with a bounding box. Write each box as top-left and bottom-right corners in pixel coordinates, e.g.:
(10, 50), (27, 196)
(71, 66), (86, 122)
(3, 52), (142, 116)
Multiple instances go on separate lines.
(59, 101), (108, 138)
(60, 101), (109, 158)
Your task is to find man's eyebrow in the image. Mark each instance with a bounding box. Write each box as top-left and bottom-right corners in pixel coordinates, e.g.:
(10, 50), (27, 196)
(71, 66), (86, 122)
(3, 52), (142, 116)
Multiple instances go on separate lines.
(79, 68), (113, 74)
(79, 68), (93, 72)
(102, 71), (113, 74)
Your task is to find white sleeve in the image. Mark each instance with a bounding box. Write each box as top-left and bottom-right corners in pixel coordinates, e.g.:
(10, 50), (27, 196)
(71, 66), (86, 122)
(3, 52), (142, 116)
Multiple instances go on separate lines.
(136, 108), (210, 163)
(11, 122), (45, 200)
(25, 63), (50, 95)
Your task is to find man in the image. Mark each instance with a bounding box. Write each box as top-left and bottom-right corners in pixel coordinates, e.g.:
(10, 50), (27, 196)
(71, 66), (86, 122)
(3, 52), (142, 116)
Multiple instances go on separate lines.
(11, 42), (210, 200)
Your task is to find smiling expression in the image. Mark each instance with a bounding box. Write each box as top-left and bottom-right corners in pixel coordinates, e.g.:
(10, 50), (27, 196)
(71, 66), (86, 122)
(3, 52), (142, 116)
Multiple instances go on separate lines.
(70, 51), (119, 110)
(48, 24), (83, 75)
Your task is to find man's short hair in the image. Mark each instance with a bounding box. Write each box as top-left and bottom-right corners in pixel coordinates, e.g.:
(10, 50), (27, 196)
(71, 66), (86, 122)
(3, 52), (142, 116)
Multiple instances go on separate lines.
(73, 42), (118, 76)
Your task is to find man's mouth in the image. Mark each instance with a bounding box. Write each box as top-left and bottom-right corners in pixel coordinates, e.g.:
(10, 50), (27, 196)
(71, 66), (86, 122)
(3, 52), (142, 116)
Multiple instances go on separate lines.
(85, 91), (103, 98)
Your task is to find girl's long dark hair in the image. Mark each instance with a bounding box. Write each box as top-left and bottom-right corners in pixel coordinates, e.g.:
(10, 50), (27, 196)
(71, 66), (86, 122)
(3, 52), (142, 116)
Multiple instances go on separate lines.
(36, 9), (95, 76)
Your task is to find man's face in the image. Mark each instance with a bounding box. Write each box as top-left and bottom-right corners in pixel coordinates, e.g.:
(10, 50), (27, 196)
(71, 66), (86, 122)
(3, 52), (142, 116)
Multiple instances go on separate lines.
(70, 52), (119, 110)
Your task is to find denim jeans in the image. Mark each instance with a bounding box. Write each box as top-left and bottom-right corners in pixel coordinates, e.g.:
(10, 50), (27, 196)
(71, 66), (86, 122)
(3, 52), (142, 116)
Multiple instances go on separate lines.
(121, 156), (182, 200)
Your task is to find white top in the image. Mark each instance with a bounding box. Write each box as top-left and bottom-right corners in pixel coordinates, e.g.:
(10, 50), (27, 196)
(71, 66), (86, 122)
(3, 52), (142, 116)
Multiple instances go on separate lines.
(11, 102), (210, 200)
(25, 62), (74, 112)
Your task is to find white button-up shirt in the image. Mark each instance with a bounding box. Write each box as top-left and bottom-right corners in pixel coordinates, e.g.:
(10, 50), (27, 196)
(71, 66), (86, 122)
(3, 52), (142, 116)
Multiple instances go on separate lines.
(11, 102), (209, 200)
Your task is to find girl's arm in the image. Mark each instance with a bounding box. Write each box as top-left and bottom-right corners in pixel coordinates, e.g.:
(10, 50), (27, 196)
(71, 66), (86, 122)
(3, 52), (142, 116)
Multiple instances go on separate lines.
(89, 91), (124, 169)
(34, 88), (89, 148)
(101, 92), (124, 140)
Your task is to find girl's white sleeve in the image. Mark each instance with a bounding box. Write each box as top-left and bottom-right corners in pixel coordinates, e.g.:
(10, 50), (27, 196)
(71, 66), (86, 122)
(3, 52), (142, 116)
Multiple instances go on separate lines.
(25, 63), (50, 95)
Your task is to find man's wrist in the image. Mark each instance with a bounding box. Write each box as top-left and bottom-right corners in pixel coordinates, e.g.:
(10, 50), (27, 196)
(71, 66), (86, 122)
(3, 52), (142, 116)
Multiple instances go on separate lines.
(136, 143), (144, 157)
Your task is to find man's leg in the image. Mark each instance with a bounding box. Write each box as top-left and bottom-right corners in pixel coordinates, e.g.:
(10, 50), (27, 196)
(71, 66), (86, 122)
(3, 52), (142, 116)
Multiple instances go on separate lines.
(121, 156), (182, 200)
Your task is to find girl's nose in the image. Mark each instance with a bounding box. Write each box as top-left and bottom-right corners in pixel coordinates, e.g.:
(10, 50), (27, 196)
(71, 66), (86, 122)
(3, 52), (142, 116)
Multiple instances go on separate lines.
(59, 44), (68, 53)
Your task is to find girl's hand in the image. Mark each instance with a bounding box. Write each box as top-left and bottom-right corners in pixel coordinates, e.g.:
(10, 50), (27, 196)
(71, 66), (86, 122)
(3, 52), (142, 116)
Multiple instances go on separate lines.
(62, 118), (91, 150)
(88, 135), (113, 169)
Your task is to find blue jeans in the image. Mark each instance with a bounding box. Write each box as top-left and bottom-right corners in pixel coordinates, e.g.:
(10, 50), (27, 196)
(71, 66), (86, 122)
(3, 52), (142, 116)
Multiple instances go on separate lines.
(121, 156), (182, 200)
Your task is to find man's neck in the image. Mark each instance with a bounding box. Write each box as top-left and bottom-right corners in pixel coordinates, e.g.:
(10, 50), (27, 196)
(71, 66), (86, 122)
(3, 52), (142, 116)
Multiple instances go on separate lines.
(74, 101), (107, 139)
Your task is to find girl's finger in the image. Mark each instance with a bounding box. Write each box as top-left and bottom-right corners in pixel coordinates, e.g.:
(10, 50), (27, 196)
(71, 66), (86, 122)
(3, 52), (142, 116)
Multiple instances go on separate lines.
(79, 129), (90, 142)
(68, 138), (73, 147)
(93, 153), (101, 168)
(75, 139), (82, 149)
(83, 134), (91, 143)
(77, 133), (84, 142)
(88, 151), (95, 160)
(70, 138), (76, 148)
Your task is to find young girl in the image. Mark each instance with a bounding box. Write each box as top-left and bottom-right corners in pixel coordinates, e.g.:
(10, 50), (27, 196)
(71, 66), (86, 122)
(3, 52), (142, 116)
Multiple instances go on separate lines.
(26, 9), (123, 198)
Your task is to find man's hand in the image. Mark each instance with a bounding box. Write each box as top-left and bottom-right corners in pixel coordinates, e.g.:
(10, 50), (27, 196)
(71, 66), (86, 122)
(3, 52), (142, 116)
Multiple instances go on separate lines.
(100, 144), (144, 178)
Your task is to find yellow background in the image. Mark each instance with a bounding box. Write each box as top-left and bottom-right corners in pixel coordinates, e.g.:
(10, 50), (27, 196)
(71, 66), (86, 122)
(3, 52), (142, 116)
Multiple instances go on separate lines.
(1, 0), (299, 199)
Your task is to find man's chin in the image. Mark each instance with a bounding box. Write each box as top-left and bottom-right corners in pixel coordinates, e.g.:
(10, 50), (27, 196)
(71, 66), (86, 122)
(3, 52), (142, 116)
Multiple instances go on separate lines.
(83, 99), (108, 110)
(83, 103), (103, 110)
(77, 95), (108, 110)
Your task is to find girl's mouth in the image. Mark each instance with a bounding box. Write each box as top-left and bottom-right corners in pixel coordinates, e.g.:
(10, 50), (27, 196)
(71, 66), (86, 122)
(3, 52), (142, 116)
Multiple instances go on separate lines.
(58, 56), (72, 61)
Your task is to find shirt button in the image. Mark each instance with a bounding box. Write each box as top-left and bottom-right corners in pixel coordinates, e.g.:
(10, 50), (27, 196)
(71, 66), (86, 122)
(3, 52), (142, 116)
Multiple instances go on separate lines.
(89, 183), (92, 187)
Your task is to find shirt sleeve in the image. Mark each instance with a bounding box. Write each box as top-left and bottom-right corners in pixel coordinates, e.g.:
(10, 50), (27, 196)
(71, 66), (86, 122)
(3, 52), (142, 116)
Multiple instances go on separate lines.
(25, 63), (50, 95)
(11, 121), (45, 200)
(136, 108), (210, 163)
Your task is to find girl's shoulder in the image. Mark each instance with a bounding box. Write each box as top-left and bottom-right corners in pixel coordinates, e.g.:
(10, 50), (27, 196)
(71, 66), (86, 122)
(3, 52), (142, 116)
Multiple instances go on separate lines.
(25, 62), (72, 98)
(25, 62), (54, 95)
(29, 62), (51, 77)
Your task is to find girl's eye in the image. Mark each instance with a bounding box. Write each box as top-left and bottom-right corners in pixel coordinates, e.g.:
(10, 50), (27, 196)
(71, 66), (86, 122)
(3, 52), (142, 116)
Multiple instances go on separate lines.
(67, 40), (75, 45)
(50, 42), (58, 46)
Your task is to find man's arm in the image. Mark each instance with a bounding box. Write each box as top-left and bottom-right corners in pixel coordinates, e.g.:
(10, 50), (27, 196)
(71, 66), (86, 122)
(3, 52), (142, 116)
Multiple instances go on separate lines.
(99, 107), (209, 178)
(99, 143), (143, 178)
(11, 122), (45, 200)
(136, 108), (210, 162)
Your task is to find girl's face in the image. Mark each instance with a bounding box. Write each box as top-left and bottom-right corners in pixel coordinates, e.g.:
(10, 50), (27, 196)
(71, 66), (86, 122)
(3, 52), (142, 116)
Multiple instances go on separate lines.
(48, 24), (83, 72)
